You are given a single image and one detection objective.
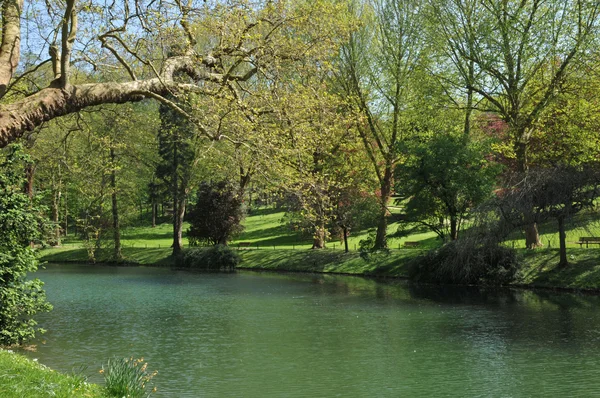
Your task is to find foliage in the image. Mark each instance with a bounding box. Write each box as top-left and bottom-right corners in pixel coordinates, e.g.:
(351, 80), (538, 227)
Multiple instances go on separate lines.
(337, 0), (432, 249)
(187, 181), (245, 246)
(497, 165), (600, 266)
(395, 134), (501, 241)
(0, 145), (52, 345)
(408, 240), (519, 286)
(102, 357), (157, 398)
(181, 246), (240, 271)
(358, 230), (390, 260)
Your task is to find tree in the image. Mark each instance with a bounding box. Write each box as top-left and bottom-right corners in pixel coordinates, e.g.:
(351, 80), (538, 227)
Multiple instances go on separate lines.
(338, 0), (430, 249)
(187, 180), (245, 246)
(0, 145), (52, 345)
(499, 166), (600, 267)
(395, 133), (501, 241)
(29, 104), (158, 260)
(0, 0), (350, 147)
(430, 0), (600, 248)
(156, 101), (196, 256)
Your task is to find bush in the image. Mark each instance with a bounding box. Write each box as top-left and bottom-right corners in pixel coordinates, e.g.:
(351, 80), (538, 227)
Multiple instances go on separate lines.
(186, 181), (244, 246)
(408, 240), (519, 286)
(0, 145), (52, 345)
(102, 357), (157, 398)
(181, 245), (240, 271)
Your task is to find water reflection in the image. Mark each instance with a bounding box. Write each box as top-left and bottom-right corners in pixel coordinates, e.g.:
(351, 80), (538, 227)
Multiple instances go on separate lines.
(21, 265), (600, 397)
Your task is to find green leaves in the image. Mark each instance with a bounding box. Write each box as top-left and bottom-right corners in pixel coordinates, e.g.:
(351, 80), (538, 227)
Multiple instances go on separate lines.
(395, 133), (501, 240)
(0, 145), (52, 346)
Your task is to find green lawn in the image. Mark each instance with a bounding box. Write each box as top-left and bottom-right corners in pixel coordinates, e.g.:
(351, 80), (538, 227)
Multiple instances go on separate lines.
(0, 349), (104, 398)
(38, 206), (600, 290)
(40, 207), (436, 265)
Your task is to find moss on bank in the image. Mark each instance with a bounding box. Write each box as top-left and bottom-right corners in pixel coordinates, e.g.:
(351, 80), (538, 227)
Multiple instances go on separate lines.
(0, 349), (104, 398)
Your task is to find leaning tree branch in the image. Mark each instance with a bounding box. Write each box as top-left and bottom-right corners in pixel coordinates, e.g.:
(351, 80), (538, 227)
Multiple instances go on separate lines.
(0, 52), (258, 146)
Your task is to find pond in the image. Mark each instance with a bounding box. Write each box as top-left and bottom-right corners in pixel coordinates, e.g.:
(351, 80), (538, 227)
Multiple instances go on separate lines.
(22, 264), (600, 397)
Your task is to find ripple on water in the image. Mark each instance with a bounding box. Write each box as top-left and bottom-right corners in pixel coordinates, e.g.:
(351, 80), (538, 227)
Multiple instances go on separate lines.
(21, 265), (600, 397)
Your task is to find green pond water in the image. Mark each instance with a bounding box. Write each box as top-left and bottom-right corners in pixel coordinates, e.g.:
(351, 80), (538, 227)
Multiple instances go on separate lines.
(22, 264), (600, 397)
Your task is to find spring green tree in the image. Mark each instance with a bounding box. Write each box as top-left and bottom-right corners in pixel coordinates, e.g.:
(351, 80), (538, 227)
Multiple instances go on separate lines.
(337, 0), (431, 249)
(429, 0), (600, 247)
(395, 132), (501, 241)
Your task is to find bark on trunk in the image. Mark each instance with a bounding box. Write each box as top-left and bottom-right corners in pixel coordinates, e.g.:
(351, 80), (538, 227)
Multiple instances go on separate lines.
(171, 138), (185, 256)
(51, 189), (61, 246)
(0, 53), (256, 147)
(312, 228), (325, 249)
(558, 215), (568, 267)
(172, 197), (186, 256)
(374, 166), (393, 250)
(151, 202), (157, 228)
(239, 167), (251, 198)
(110, 148), (122, 260)
(343, 226), (349, 253)
(516, 141), (542, 248)
(0, 0), (23, 98)
(450, 216), (458, 241)
(63, 188), (68, 236)
(24, 162), (35, 198)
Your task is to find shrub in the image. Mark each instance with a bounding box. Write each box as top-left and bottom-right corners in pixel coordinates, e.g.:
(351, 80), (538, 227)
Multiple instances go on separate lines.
(102, 357), (157, 398)
(358, 230), (389, 260)
(0, 145), (52, 345)
(408, 239), (519, 286)
(187, 181), (244, 246)
(181, 245), (240, 271)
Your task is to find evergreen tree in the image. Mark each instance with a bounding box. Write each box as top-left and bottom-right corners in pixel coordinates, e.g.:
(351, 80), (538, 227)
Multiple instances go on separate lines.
(156, 102), (196, 256)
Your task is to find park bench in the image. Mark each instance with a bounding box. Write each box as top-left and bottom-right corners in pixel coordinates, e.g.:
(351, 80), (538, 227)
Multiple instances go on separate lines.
(403, 241), (421, 248)
(237, 242), (253, 250)
(578, 237), (600, 248)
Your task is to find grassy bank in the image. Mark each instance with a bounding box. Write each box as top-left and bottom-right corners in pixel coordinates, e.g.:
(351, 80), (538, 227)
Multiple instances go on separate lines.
(39, 207), (600, 290)
(237, 248), (418, 277)
(40, 243), (600, 290)
(0, 349), (103, 398)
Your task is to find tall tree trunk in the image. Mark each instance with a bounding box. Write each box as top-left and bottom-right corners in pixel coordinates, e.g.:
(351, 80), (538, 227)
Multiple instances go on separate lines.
(516, 141), (542, 248)
(51, 189), (61, 246)
(312, 227), (325, 249)
(239, 167), (251, 198)
(63, 187), (68, 236)
(374, 165), (393, 250)
(343, 226), (349, 253)
(151, 201), (157, 228)
(24, 162), (35, 198)
(110, 147), (122, 260)
(558, 215), (568, 267)
(463, 61), (474, 139)
(450, 216), (458, 241)
(172, 196), (186, 256)
(171, 138), (182, 256)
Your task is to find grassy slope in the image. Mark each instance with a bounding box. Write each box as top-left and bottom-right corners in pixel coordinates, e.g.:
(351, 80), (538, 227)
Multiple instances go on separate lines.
(39, 207), (600, 289)
(0, 349), (104, 398)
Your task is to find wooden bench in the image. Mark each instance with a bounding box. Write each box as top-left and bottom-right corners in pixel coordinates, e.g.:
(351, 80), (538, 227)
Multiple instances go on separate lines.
(403, 241), (421, 248)
(578, 237), (600, 248)
(237, 242), (253, 250)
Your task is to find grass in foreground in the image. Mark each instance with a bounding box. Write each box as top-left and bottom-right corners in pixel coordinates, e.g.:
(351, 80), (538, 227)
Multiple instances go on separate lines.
(0, 349), (104, 398)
